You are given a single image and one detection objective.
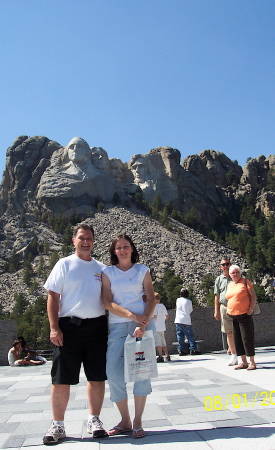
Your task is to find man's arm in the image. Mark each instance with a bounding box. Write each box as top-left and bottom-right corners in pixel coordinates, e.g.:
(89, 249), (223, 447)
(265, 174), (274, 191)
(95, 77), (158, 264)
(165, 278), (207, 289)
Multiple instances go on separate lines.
(214, 294), (220, 320)
(47, 290), (63, 346)
(133, 270), (157, 338)
(163, 304), (168, 320)
(142, 270), (157, 320)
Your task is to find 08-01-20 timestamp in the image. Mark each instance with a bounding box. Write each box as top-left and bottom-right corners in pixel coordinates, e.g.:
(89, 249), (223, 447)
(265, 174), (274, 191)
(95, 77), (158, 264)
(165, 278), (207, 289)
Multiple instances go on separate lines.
(204, 391), (275, 411)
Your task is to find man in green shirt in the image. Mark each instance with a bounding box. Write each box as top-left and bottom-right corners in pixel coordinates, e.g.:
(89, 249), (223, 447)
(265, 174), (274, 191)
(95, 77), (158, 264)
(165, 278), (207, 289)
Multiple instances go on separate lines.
(214, 257), (237, 366)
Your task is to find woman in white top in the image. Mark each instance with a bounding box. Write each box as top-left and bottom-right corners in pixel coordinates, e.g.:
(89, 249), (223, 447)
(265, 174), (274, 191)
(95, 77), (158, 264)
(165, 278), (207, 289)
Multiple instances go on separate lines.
(102, 234), (156, 439)
(8, 340), (44, 366)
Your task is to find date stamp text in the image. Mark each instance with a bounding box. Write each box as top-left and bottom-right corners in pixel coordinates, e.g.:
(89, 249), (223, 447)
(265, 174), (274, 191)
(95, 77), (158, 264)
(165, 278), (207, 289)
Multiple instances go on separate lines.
(204, 391), (275, 411)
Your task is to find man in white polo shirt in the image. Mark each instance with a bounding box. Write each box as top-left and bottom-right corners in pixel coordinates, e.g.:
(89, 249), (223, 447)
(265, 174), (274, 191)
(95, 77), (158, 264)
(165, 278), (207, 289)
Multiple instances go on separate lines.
(43, 222), (108, 445)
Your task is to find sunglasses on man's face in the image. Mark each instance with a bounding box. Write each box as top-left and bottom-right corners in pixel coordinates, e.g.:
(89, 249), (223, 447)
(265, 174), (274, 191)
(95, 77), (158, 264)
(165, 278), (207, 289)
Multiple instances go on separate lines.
(221, 263), (230, 267)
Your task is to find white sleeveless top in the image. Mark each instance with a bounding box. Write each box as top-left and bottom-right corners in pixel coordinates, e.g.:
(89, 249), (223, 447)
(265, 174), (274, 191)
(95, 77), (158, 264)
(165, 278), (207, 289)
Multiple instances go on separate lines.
(8, 350), (17, 366)
(103, 264), (149, 323)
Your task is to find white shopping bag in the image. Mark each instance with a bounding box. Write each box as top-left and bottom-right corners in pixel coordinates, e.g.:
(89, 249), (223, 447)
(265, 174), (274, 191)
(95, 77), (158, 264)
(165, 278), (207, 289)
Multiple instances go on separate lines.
(124, 329), (158, 383)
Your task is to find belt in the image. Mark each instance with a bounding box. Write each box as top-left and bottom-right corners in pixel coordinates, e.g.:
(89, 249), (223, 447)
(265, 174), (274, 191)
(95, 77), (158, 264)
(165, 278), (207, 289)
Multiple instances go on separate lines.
(59, 316), (101, 326)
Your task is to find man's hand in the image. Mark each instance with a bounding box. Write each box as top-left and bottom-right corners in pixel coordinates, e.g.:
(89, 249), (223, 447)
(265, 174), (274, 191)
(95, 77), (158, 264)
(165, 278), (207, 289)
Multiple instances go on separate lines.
(214, 311), (220, 320)
(50, 328), (63, 346)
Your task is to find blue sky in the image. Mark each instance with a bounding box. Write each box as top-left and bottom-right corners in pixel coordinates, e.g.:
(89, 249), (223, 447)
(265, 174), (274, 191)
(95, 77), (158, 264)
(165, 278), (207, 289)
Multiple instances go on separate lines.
(0, 0), (274, 179)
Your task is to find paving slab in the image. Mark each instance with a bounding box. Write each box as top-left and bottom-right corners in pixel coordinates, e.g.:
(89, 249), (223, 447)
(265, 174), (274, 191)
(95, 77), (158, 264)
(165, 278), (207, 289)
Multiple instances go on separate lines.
(0, 347), (274, 449)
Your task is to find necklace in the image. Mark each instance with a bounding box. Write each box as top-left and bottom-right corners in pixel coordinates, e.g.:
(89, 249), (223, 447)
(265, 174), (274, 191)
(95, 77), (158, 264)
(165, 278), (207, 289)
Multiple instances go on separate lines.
(116, 264), (135, 280)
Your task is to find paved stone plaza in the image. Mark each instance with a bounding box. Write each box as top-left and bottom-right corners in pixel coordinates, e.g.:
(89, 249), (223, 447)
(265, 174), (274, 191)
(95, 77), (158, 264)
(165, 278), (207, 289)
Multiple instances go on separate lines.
(0, 347), (275, 449)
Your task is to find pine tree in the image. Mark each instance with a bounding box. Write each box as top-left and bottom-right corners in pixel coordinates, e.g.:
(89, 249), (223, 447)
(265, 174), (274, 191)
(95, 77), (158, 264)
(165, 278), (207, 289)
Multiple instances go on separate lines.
(49, 251), (59, 270)
(11, 293), (29, 317)
(23, 260), (34, 284)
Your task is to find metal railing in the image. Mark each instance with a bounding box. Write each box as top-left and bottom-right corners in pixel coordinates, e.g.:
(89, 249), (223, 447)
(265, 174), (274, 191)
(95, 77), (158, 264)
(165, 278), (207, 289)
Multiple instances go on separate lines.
(36, 349), (53, 360)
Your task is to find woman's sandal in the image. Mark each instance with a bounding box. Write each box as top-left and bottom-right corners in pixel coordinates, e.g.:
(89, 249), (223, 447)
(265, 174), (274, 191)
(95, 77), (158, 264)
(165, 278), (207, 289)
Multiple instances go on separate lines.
(108, 426), (132, 436)
(247, 363), (256, 370)
(234, 362), (249, 370)
(132, 428), (145, 439)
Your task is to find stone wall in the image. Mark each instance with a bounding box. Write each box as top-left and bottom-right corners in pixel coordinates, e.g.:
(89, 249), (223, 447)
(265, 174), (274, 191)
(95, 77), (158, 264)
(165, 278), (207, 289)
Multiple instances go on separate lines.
(1, 303), (273, 364)
(0, 320), (17, 365)
(166, 302), (275, 354)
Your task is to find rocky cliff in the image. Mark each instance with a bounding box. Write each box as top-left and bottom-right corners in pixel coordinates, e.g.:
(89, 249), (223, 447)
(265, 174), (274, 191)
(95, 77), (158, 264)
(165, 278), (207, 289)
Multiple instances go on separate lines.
(0, 136), (274, 310)
(1, 136), (274, 223)
(0, 207), (245, 310)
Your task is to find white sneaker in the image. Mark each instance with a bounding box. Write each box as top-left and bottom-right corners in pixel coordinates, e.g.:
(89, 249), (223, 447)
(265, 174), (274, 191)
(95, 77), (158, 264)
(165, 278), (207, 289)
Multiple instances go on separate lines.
(228, 355), (238, 366)
(43, 422), (66, 445)
(87, 416), (107, 438)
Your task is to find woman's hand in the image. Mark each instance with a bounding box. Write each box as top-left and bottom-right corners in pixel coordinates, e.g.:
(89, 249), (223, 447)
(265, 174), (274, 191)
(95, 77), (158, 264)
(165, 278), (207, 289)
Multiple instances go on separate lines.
(247, 307), (253, 316)
(133, 326), (145, 338)
(132, 313), (150, 326)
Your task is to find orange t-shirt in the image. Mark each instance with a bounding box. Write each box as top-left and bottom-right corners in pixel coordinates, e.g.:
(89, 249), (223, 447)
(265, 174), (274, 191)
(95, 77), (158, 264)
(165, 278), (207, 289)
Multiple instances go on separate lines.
(226, 278), (253, 315)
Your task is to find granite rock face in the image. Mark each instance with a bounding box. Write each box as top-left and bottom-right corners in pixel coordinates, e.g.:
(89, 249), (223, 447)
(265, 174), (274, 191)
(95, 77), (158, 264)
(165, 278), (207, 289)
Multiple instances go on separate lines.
(128, 146), (225, 225)
(0, 136), (274, 224)
(0, 136), (274, 309)
(0, 136), (61, 214)
(237, 155), (275, 192)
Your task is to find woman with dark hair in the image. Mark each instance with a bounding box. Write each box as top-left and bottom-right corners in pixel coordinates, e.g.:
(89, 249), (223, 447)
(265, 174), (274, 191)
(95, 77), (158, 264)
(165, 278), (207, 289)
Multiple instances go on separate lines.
(226, 265), (257, 370)
(17, 336), (47, 363)
(102, 234), (156, 439)
(8, 340), (43, 366)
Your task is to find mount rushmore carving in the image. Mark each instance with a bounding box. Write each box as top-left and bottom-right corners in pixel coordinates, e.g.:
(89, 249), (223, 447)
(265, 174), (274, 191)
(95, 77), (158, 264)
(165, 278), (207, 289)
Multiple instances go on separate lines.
(0, 135), (274, 227)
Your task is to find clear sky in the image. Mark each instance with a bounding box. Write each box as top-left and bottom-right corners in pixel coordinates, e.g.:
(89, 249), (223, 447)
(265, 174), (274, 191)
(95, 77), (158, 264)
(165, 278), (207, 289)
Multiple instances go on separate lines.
(0, 0), (274, 179)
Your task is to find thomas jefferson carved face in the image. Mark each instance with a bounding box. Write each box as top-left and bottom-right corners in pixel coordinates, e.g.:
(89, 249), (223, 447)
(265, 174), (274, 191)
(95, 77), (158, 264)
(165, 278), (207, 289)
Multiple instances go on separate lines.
(67, 137), (91, 164)
(91, 147), (110, 170)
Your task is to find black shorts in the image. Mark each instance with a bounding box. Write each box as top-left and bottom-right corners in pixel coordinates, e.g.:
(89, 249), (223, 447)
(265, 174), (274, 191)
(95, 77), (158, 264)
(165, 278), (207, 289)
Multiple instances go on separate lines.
(51, 315), (108, 385)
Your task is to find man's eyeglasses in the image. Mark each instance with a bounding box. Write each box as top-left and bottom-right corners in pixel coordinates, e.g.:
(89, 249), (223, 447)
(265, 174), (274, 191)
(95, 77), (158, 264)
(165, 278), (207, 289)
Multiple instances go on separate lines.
(221, 263), (230, 267)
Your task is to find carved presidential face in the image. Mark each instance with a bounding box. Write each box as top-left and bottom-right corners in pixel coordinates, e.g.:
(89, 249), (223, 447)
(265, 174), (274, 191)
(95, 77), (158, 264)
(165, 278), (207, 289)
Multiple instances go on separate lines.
(160, 147), (181, 178)
(110, 158), (124, 182)
(91, 147), (110, 170)
(67, 137), (91, 164)
(130, 156), (149, 183)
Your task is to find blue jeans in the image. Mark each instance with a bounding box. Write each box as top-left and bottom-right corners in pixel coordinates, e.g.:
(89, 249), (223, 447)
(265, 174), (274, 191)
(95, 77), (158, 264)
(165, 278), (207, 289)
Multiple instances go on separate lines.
(175, 323), (197, 353)
(106, 319), (155, 403)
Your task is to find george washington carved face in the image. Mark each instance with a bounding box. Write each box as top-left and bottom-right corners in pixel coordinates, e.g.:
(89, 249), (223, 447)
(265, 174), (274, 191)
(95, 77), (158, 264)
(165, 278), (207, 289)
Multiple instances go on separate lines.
(66, 137), (91, 164)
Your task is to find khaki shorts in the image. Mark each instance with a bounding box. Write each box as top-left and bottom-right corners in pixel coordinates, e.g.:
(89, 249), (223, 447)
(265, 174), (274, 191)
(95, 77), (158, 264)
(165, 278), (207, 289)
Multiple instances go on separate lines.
(155, 331), (167, 347)
(220, 304), (233, 334)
